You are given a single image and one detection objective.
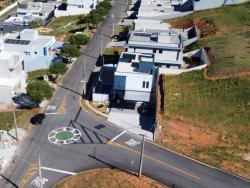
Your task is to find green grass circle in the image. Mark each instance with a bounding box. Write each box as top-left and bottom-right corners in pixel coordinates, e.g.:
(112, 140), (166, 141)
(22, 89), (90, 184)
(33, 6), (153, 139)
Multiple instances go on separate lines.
(55, 131), (74, 141)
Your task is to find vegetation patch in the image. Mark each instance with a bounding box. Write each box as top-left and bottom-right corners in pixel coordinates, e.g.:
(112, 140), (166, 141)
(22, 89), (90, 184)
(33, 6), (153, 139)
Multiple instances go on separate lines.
(158, 71), (250, 178)
(167, 2), (250, 77)
(27, 80), (54, 103)
(0, 109), (37, 131)
(54, 168), (165, 188)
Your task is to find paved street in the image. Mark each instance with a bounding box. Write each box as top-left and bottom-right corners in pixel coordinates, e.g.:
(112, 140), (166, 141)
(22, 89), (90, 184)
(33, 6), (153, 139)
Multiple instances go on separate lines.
(0, 0), (250, 188)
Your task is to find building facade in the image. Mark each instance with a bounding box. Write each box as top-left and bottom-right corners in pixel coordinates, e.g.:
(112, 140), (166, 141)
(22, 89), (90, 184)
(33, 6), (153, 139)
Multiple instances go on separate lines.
(3, 29), (57, 72)
(4, 2), (55, 26)
(114, 52), (156, 102)
(54, 0), (98, 17)
(0, 51), (26, 109)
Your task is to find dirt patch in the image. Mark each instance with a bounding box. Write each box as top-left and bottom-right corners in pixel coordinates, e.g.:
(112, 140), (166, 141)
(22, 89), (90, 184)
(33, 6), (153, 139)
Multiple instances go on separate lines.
(56, 34), (67, 42)
(54, 168), (167, 188)
(195, 18), (218, 38)
(168, 18), (194, 29)
(158, 119), (219, 154)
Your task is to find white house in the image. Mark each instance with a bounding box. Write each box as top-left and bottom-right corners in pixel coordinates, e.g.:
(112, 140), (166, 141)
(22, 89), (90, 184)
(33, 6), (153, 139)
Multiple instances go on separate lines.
(133, 19), (198, 47)
(127, 30), (184, 69)
(3, 29), (58, 72)
(0, 50), (26, 109)
(114, 52), (155, 102)
(4, 2), (55, 26)
(136, 0), (193, 20)
(54, 0), (98, 17)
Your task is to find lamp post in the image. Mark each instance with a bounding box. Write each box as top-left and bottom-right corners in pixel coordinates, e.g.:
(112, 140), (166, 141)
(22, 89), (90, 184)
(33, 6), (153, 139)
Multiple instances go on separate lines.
(138, 135), (145, 177)
(111, 14), (115, 37)
(8, 87), (18, 141)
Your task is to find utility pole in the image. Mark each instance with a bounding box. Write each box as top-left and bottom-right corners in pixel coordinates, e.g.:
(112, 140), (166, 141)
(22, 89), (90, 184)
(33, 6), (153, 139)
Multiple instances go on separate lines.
(111, 14), (114, 37)
(138, 135), (145, 177)
(83, 57), (87, 94)
(38, 154), (43, 188)
(9, 88), (18, 141)
(99, 30), (104, 82)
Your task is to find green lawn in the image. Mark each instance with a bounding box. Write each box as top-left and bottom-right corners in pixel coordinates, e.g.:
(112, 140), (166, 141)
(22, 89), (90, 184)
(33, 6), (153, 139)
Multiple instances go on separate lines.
(0, 110), (36, 131)
(171, 2), (250, 77)
(162, 71), (250, 177)
(164, 71), (250, 140)
(28, 69), (49, 80)
(46, 15), (87, 38)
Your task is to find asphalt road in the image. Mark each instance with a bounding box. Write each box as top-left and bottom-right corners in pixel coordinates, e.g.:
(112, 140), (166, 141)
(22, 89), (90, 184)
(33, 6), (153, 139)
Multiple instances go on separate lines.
(0, 0), (250, 188)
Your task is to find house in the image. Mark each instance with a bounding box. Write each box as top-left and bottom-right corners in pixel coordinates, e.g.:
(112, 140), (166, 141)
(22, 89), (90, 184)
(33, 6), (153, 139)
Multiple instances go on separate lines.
(114, 52), (156, 103)
(2, 29), (59, 72)
(133, 19), (198, 46)
(54, 0), (98, 17)
(136, 0), (193, 20)
(0, 50), (26, 109)
(4, 2), (55, 26)
(127, 30), (184, 69)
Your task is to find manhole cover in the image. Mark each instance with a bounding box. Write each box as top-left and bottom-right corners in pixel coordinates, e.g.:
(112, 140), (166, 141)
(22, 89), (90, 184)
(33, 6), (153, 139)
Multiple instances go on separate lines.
(48, 127), (81, 145)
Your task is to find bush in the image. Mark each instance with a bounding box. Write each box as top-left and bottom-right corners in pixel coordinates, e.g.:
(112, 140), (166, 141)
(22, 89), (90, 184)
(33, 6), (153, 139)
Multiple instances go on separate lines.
(80, 0), (111, 27)
(60, 45), (80, 62)
(27, 80), (54, 103)
(69, 34), (89, 46)
(49, 62), (68, 75)
(29, 19), (44, 28)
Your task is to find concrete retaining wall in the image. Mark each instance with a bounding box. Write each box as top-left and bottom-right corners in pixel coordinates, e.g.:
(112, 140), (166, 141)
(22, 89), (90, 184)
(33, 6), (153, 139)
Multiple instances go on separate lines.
(194, 0), (249, 11)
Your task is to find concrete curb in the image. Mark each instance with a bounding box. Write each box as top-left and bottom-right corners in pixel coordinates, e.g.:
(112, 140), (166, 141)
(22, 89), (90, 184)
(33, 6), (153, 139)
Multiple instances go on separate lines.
(79, 97), (108, 118)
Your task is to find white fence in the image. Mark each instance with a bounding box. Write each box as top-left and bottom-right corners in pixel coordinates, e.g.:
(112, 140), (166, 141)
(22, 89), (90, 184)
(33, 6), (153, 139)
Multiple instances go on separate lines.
(92, 93), (109, 103)
(0, 1), (18, 17)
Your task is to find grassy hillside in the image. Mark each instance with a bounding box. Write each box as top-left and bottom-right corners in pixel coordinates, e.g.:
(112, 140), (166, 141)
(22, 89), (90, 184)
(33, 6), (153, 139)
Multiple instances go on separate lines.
(169, 2), (250, 77)
(160, 71), (250, 178)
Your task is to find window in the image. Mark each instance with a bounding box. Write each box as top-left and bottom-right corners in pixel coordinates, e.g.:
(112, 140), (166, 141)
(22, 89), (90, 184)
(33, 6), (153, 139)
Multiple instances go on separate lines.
(142, 81), (150, 88)
(34, 51), (37, 54)
(24, 51), (30, 55)
(159, 49), (163, 54)
(22, 61), (25, 70)
(153, 49), (156, 53)
(78, 5), (84, 8)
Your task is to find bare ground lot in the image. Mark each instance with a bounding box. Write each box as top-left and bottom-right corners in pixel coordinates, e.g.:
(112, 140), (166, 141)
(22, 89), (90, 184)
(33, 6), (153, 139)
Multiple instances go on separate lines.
(54, 168), (166, 188)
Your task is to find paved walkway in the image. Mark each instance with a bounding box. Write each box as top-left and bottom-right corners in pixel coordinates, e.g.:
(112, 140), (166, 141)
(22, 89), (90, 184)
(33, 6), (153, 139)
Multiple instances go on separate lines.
(108, 108), (154, 140)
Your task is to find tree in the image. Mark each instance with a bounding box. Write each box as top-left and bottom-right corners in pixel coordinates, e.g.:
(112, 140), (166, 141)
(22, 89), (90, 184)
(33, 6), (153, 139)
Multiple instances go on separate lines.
(49, 62), (68, 75)
(69, 34), (89, 46)
(29, 19), (44, 28)
(27, 80), (54, 103)
(60, 45), (80, 62)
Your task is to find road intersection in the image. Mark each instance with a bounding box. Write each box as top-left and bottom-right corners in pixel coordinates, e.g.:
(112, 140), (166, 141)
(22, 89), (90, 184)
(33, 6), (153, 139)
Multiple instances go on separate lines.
(0, 0), (250, 188)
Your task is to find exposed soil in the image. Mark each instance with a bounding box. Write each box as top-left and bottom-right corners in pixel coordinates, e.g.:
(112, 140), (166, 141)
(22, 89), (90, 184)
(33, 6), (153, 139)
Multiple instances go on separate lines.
(157, 118), (219, 154)
(54, 168), (167, 188)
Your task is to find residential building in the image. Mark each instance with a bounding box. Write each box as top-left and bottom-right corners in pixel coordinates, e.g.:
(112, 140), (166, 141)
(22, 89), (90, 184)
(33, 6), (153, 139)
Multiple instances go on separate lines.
(134, 19), (198, 46)
(136, 0), (193, 20)
(54, 0), (98, 17)
(114, 52), (156, 102)
(127, 30), (183, 69)
(4, 2), (55, 26)
(2, 29), (58, 72)
(0, 50), (26, 109)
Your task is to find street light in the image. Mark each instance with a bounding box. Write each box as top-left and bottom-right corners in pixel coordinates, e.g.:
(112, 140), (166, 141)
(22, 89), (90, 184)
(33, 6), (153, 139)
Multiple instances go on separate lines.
(111, 14), (115, 37)
(138, 135), (145, 177)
